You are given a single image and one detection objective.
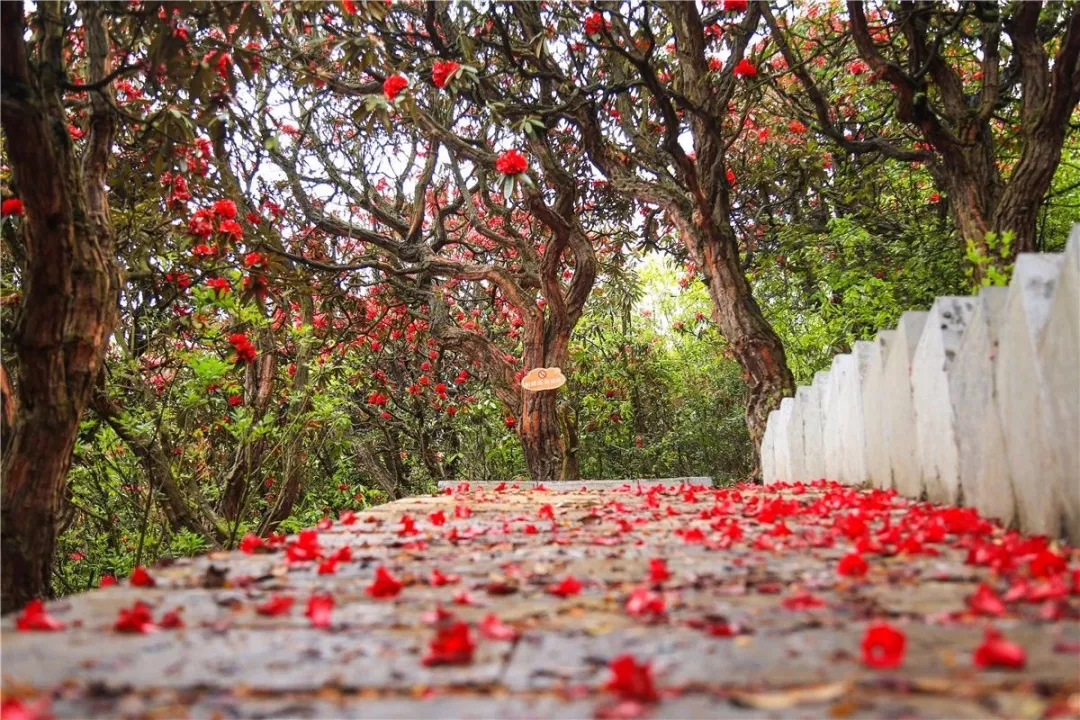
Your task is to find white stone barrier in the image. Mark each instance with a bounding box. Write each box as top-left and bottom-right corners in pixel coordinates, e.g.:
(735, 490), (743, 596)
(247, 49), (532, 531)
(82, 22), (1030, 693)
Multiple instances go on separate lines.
(950, 287), (1012, 524)
(912, 296), (977, 504)
(863, 330), (895, 489)
(758, 223), (1078, 543)
(1039, 230), (1080, 544)
(884, 311), (929, 497)
(997, 253), (1065, 538)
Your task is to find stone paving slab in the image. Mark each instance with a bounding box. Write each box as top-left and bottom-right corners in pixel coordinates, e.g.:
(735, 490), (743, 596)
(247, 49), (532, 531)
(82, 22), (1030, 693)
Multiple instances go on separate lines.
(3, 480), (1079, 719)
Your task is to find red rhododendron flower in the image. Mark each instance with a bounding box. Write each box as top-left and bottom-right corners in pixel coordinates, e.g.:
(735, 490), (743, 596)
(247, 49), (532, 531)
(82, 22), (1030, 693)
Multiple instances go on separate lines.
(129, 566), (156, 587)
(342, 0), (357, 13)
(114, 601), (157, 633)
(256, 594), (295, 616)
(723, 0), (748, 11)
(306, 593), (334, 629)
(479, 613), (518, 641)
(206, 277), (231, 296)
(605, 655), (660, 703)
(496, 149), (528, 175)
(968, 583), (1007, 616)
(383, 74), (408, 101)
(286, 529), (322, 562)
(422, 621), (475, 666)
(339, 510), (357, 525)
(584, 11), (607, 36)
(432, 60), (460, 89)
(1029, 549), (1067, 578)
(974, 628), (1026, 669)
(538, 503), (555, 520)
(366, 566), (403, 598)
(649, 558), (671, 583)
(2, 198), (23, 216)
(212, 199), (237, 219)
(15, 600), (66, 632)
(837, 552), (868, 577)
(159, 609), (184, 629)
(549, 575), (583, 597)
(789, 120), (807, 134)
(99, 575), (117, 588)
(733, 59), (757, 78)
(861, 622), (906, 669)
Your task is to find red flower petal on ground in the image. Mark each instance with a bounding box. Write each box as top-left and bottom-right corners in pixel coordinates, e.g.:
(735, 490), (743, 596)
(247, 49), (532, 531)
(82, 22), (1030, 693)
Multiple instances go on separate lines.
(129, 566), (156, 587)
(256, 594), (294, 616)
(339, 510), (357, 525)
(861, 622), (906, 669)
(429, 510), (446, 525)
(366, 566), (403, 598)
(99, 575), (117, 588)
(240, 533), (268, 554)
(114, 601), (157, 634)
(422, 621), (475, 666)
(648, 558), (671, 584)
(625, 586), (665, 617)
(383, 74), (408, 101)
(496, 149), (528, 176)
(430, 568), (460, 586)
(974, 628), (1026, 669)
(1029, 549), (1067, 578)
(549, 575), (583, 597)
(968, 583), (1007, 616)
(837, 552), (868, 577)
(479, 613), (518, 641)
(159, 608), (185, 628)
(605, 655), (660, 704)
(15, 600), (66, 632)
(305, 593), (334, 629)
(782, 590), (825, 611)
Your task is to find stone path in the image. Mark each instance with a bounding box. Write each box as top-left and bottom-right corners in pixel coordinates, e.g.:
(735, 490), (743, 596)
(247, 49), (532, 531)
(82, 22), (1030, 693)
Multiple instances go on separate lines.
(3, 480), (1079, 719)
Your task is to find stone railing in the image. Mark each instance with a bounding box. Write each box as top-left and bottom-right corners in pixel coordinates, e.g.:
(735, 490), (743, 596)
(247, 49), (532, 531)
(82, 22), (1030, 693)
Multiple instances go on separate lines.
(762, 224), (1079, 544)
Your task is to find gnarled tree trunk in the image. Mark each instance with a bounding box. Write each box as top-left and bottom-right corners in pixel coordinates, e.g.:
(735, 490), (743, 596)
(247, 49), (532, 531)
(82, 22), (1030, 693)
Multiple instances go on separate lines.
(0, 2), (120, 612)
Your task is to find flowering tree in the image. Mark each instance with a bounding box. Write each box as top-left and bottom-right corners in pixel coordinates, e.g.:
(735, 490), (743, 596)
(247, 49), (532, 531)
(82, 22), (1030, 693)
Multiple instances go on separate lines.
(763, 1), (1080, 276)
(226, 6), (649, 483)
(408, 0), (795, 456)
(0, 0), (264, 611)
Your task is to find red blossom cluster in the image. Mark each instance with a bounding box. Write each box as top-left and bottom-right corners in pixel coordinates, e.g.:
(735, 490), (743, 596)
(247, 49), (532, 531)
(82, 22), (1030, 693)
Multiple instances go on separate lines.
(432, 60), (459, 89)
(495, 149), (528, 175)
(229, 333), (257, 364)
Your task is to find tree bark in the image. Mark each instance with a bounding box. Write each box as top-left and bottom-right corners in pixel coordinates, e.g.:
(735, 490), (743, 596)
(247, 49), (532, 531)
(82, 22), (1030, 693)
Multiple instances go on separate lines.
(0, 2), (120, 613)
(519, 389), (565, 485)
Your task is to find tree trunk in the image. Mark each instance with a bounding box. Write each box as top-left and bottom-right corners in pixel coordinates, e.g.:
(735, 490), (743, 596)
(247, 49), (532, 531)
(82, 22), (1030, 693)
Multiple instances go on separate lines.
(676, 213), (795, 458)
(519, 389), (565, 485)
(0, 2), (120, 613)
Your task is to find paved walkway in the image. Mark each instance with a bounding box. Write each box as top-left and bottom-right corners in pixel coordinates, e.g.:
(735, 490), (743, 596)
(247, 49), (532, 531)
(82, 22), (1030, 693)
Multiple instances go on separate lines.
(3, 480), (1078, 718)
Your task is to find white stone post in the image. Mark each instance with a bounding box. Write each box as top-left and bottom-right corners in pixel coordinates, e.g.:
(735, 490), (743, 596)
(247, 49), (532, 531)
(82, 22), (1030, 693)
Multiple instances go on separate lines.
(776, 398), (794, 482)
(883, 311), (928, 498)
(863, 330), (895, 489)
(950, 287), (1012, 524)
(839, 341), (873, 486)
(802, 373), (828, 480)
(996, 253), (1064, 537)
(912, 296), (978, 504)
(822, 355), (851, 482)
(761, 410), (777, 484)
(1037, 227), (1079, 544)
